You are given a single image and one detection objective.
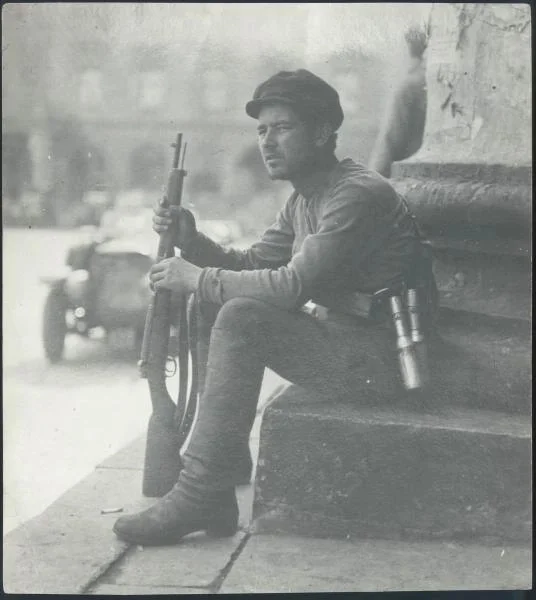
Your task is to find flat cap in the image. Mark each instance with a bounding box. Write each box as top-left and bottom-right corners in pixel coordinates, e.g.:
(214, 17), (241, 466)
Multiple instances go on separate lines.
(246, 69), (344, 130)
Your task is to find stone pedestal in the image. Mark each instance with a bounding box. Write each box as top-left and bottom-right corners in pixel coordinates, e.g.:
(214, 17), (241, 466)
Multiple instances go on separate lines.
(412, 4), (530, 166)
(253, 4), (531, 544)
(391, 4), (531, 322)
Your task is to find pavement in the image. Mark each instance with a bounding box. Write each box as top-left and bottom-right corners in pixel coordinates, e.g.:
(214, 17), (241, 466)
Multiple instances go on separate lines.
(4, 404), (532, 595)
(3, 227), (153, 535)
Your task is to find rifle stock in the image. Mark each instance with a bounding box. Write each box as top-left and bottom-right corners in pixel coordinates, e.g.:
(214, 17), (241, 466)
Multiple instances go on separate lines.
(139, 134), (197, 498)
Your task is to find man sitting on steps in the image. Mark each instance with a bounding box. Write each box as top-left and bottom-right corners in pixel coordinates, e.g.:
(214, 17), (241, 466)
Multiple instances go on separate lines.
(113, 68), (433, 546)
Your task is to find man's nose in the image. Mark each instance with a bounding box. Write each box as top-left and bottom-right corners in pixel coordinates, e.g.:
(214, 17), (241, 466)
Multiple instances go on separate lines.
(261, 128), (277, 150)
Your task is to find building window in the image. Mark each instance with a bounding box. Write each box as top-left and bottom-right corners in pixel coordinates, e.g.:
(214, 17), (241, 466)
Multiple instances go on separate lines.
(203, 70), (228, 112)
(79, 69), (103, 108)
(138, 70), (166, 109)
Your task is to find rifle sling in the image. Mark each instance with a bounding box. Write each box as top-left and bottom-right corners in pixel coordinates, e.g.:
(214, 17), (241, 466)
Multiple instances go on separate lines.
(177, 294), (199, 443)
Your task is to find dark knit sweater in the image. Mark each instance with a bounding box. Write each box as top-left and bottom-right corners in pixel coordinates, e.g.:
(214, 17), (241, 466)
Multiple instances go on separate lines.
(184, 158), (418, 311)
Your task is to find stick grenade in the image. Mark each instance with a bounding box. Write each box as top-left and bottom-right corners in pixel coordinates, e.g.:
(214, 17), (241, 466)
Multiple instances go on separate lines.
(389, 295), (423, 391)
(406, 288), (430, 387)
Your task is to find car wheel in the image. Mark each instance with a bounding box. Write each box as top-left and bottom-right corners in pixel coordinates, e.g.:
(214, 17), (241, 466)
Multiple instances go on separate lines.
(43, 284), (68, 363)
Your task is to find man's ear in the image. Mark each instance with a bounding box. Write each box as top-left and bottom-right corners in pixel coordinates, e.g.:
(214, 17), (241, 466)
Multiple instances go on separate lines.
(314, 122), (334, 148)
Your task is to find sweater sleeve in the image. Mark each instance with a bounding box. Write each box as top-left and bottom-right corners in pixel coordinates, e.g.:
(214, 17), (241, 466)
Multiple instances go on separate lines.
(197, 181), (385, 309)
(182, 196), (295, 271)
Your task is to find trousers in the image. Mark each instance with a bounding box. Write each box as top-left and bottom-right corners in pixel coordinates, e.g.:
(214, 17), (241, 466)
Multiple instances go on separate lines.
(179, 297), (398, 493)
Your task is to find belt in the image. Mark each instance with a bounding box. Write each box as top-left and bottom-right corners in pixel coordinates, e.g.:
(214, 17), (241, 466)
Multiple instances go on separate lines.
(307, 288), (394, 322)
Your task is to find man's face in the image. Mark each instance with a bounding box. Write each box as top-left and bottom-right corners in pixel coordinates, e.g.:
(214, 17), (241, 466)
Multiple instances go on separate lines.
(256, 103), (317, 180)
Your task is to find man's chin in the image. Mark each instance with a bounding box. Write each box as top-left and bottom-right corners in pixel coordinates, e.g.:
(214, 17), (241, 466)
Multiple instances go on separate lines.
(266, 167), (289, 181)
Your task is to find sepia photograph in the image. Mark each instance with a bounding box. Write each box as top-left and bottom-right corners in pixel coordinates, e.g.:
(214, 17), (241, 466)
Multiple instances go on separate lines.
(2, 2), (532, 595)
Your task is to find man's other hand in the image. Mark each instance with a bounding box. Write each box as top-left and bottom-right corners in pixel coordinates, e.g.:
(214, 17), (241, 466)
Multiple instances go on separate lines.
(149, 256), (202, 294)
(152, 197), (197, 250)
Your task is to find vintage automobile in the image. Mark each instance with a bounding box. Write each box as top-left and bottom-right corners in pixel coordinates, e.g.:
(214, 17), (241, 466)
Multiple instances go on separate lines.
(41, 189), (243, 362)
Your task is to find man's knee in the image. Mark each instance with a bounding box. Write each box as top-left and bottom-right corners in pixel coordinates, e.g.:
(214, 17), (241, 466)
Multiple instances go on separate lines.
(213, 297), (274, 333)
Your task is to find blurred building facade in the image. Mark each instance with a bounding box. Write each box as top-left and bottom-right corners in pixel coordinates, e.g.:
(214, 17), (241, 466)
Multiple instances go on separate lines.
(2, 3), (426, 229)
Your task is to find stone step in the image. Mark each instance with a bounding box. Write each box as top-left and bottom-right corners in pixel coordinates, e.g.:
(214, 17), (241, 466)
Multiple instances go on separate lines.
(430, 310), (530, 414)
(432, 245), (530, 321)
(253, 385), (531, 543)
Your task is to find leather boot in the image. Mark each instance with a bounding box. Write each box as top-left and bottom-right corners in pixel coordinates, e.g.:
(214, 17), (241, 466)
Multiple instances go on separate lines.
(113, 486), (238, 546)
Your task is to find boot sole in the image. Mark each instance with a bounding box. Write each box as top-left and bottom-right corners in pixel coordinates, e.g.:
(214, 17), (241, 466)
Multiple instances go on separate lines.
(112, 519), (238, 546)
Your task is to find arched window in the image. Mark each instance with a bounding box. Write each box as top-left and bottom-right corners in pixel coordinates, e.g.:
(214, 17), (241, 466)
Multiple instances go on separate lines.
(85, 146), (108, 189)
(131, 44), (167, 110)
(3, 133), (31, 200)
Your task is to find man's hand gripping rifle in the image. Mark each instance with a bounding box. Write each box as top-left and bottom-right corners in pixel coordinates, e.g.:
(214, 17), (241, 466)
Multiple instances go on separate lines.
(138, 133), (199, 498)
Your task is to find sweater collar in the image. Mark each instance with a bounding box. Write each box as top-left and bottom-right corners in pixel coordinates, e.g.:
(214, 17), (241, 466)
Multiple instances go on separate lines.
(292, 154), (339, 200)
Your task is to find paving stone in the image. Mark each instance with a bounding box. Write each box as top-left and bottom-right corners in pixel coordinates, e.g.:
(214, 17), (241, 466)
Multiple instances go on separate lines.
(89, 583), (209, 595)
(3, 467), (152, 594)
(3, 542), (124, 595)
(3, 420), (257, 596)
(97, 435), (146, 470)
(97, 532), (247, 589)
(220, 533), (532, 593)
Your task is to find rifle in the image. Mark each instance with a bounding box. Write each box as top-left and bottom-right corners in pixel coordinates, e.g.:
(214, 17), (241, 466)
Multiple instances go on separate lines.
(138, 133), (198, 497)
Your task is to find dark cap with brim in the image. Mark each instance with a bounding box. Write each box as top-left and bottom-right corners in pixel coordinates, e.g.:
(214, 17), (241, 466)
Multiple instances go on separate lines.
(245, 69), (344, 130)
